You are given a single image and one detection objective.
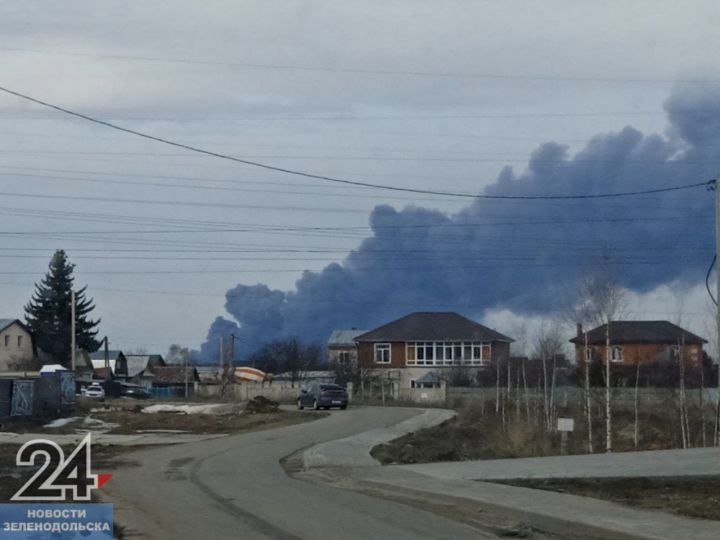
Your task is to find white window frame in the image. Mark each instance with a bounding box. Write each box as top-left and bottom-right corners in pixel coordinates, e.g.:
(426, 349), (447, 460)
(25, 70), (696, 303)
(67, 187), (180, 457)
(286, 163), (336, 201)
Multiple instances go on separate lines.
(404, 341), (491, 367)
(611, 346), (624, 363)
(374, 343), (391, 364)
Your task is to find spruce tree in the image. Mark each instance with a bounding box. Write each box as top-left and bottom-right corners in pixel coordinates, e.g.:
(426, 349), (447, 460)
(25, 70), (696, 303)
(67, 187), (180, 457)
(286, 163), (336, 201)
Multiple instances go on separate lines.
(24, 250), (101, 367)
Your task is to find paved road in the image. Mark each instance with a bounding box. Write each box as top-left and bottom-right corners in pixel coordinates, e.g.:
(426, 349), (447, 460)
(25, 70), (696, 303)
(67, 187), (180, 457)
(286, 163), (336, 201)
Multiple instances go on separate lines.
(105, 407), (493, 540)
(0, 431), (226, 446)
(398, 447), (720, 481)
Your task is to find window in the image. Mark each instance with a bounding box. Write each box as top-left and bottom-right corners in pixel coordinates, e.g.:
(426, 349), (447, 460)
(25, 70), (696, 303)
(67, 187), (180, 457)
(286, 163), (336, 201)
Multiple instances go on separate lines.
(374, 343), (391, 364)
(585, 348), (593, 362)
(404, 341), (492, 366)
(338, 351), (350, 364)
(611, 346), (624, 363)
(3, 335), (8, 347)
(17, 335), (22, 348)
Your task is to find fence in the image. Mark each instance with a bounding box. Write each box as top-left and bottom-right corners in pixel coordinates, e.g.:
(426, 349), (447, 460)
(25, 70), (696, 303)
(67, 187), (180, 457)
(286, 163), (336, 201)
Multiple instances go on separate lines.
(0, 373), (75, 422)
(149, 386), (194, 398)
(196, 382), (302, 403)
(397, 385), (447, 404)
(447, 386), (720, 411)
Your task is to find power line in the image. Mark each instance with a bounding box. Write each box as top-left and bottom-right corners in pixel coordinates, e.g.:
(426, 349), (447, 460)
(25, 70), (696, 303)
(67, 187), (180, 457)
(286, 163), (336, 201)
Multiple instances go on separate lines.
(0, 84), (714, 200)
(2, 46), (716, 84)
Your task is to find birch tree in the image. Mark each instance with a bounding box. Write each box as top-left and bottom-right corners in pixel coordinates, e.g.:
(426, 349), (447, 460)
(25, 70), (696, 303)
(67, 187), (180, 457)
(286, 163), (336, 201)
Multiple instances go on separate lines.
(534, 321), (564, 432)
(571, 267), (626, 453)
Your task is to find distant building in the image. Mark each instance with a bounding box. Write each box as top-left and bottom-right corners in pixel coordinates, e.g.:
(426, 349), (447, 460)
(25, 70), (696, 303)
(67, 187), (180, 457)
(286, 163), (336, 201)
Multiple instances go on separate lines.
(125, 354), (166, 388)
(89, 350), (129, 377)
(570, 321), (707, 366)
(355, 312), (513, 389)
(150, 366), (199, 397)
(0, 319), (35, 372)
(327, 329), (366, 367)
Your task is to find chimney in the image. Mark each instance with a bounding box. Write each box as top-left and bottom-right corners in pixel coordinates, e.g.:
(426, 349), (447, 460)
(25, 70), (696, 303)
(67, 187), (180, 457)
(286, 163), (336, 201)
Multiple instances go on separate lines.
(576, 323), (583, 337)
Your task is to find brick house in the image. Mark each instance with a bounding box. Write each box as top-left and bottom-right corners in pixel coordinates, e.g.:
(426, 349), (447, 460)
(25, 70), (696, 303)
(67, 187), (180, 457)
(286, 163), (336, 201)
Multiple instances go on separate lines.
(355, 312), (513, 388)
(570, 321), (706, 367)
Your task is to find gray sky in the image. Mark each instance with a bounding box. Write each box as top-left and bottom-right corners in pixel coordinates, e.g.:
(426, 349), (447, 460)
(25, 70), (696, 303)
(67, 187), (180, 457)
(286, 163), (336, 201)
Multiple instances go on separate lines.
(1, 1), (719, 354)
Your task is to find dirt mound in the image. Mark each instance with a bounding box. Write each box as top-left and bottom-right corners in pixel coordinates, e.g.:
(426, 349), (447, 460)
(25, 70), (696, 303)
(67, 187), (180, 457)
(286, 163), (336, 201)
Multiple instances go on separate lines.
(245, 396), (279, 414)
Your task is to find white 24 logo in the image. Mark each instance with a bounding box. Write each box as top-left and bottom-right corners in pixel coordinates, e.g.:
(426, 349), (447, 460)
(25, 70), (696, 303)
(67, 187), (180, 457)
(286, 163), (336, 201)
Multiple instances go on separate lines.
(12, 434), (100, 501)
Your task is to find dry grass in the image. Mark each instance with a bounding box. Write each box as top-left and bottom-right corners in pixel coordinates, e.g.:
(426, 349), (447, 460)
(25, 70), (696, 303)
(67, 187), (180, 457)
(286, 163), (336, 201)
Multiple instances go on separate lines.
(499, 477), (720, 521)
(371, 398), (710, 465)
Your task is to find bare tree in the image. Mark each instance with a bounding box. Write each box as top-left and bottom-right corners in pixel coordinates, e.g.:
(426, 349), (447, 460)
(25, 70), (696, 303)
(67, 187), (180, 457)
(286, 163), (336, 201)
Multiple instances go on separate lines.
(571, 265), (626, 453)
(534, 321), (564, 432)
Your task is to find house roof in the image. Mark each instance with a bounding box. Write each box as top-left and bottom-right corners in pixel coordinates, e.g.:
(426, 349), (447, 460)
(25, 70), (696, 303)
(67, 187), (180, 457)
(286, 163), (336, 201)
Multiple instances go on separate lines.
(355, 312), (514, 343)
(91, 359), (117, 374)
(327, 329), (367, 347)
(570, 321), (708, 345)
(415, 371), (442, 385)
(124, 355), (164, 378)
(151, 366), (198, 384)
(0, 318), (30, 334)
(89, 350), (125, 361)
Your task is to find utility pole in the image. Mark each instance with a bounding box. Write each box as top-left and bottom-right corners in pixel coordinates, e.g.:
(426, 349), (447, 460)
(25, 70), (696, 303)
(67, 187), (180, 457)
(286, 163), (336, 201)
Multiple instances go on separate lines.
(218, 335), (224, 370)
(715, 174), (720, 446)
(230, 334), (236, 366)
(184, 349), (189, 400)
(104, 336), (109, 370)
(605, 319), (612, 453)
(70, 290), (76, 371)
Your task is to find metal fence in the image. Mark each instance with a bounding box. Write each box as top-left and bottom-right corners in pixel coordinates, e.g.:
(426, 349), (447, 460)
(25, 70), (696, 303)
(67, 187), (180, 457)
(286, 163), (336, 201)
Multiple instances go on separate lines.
(149, 386), (192, 398)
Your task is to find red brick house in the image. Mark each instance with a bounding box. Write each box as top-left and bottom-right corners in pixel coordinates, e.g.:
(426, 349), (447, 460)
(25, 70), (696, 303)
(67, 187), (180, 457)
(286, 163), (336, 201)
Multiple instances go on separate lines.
(355, 312), (513, 388)
(570, 321), (706, 367)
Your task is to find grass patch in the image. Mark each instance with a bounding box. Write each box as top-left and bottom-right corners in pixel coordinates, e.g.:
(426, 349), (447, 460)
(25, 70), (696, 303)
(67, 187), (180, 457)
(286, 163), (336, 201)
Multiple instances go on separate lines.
(496, 476), (720, 521)
(371, 398), (704, 464)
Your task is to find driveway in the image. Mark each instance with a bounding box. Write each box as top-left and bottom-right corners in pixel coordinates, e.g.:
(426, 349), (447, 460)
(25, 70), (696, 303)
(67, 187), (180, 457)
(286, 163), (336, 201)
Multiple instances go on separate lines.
(104, 407), (494, 540)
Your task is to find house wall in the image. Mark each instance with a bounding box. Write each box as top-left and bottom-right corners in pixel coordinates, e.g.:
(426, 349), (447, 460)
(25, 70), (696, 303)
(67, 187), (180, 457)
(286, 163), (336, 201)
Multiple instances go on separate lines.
(328, 345), (359, 366)
(358, 341), (512, 371)
(0, 323), (34, 372)
(196, 381), (353, 403)
(574, 343), (703, 367)
(448, 386), (718, 411)
(358, 342), (406, 369)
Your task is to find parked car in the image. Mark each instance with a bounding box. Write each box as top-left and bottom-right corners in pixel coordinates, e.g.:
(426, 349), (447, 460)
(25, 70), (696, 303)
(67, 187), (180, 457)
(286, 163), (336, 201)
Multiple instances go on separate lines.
(120, 384), (152, 400)
(81, 383), (105, 400)
(297, 383), (348, 410)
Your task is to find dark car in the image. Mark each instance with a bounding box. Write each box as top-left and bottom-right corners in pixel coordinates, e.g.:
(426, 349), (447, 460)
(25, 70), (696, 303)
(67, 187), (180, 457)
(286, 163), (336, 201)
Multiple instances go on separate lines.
(297, 383), (348, 410)
(120, 384), (152, 400)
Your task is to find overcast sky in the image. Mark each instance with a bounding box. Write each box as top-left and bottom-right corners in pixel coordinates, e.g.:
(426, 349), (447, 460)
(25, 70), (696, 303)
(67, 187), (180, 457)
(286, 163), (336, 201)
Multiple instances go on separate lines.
(1, 1), (719, 355)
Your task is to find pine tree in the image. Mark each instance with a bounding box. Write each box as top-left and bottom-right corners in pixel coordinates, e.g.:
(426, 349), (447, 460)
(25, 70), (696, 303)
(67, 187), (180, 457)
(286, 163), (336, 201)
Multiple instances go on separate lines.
(24, 250), (101, 367)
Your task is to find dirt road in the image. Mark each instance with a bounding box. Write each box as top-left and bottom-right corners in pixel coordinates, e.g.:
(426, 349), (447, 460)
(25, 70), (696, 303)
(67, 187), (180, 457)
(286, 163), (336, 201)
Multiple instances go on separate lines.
(105, 407), (495, 540)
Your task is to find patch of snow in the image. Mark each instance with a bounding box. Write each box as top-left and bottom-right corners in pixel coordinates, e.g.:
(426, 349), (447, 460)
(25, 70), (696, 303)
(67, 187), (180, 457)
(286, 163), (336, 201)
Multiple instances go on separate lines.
(79, 417), (119, 432)
(136, 429), (190, 434)
(44, 417), (80, 428)
(142, 404), (224, 415)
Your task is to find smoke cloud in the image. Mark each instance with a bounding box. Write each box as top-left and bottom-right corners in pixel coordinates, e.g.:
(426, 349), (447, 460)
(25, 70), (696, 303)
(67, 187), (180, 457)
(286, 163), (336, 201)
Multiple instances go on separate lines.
(196, 87), (719, 362)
